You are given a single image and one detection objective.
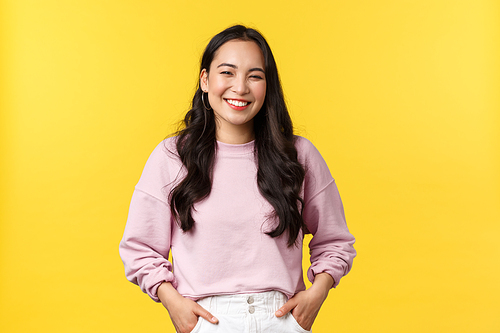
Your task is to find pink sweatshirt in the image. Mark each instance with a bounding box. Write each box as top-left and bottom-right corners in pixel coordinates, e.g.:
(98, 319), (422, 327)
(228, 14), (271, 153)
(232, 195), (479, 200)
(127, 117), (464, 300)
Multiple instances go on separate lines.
(119, 136), (356, 302)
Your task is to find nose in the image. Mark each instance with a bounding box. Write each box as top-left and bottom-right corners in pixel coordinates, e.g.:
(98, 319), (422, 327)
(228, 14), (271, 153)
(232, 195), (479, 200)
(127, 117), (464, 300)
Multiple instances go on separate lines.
(231, 75), (250, 95)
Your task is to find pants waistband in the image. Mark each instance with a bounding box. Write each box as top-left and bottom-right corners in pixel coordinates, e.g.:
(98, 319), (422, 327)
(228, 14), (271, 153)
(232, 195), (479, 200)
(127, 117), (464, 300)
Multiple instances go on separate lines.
(197, 291), (287, 315)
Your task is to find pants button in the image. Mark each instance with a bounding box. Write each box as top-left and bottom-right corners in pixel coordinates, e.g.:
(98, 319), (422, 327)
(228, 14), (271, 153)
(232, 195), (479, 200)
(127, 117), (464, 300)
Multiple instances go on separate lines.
(247, 296), (254, 304)
(248, 306), (255, 314)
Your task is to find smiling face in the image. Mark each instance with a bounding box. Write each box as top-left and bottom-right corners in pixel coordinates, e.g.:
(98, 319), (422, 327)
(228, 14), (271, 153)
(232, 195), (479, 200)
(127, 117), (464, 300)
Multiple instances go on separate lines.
(200, 40), (266, 144)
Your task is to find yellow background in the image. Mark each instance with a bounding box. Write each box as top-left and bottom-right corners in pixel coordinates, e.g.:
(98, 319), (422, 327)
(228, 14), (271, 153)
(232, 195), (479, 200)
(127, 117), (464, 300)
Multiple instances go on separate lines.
(1, 1), (499, 332)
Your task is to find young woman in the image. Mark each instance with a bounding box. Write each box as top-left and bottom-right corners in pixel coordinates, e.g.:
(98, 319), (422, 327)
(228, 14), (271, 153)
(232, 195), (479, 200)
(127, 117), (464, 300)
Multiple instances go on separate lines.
(119, 25), (356, 333)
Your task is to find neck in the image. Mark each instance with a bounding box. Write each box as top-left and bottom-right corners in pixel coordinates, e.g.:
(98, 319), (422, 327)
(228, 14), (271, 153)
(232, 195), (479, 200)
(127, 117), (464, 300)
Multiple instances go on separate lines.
(215, 126), (255, 144)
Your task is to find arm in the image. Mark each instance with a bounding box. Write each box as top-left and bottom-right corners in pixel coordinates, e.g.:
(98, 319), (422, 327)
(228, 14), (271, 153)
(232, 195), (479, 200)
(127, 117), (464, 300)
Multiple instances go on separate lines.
(275, 181), (355, 330)
(119, 189), (177, 301)
(158, 282), (218, 333)
(276, 137), (356, 330)
(298, 137), (356, 287)
(305, 179), (356, 288)
(275, 273), (334, 330)
(119, 142), (179, 301)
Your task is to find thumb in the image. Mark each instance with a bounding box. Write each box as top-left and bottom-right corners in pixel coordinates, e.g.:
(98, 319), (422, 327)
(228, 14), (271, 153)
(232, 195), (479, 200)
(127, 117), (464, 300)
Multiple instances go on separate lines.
(275, 298), (297, 318)
(193, 303), (219, 324)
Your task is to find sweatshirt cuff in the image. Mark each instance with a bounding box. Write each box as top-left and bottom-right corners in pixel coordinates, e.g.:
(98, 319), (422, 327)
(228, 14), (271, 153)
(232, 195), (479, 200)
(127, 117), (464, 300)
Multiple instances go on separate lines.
(307, 265), (341, 288)
(144, 270), (178, 302)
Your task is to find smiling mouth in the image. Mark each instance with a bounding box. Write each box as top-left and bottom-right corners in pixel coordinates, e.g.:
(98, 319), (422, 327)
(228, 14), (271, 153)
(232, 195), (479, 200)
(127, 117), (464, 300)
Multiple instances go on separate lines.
(225, 99), (250, 107)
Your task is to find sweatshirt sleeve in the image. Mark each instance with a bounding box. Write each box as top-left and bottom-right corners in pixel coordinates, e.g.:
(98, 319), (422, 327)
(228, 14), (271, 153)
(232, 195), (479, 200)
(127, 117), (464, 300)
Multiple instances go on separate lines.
(298, 137), (356, 288)
(119, 141), (178, 302)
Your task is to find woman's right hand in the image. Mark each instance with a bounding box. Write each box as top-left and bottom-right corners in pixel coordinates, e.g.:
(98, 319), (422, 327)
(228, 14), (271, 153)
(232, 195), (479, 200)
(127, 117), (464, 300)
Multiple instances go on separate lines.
(157, 282), (219, 333)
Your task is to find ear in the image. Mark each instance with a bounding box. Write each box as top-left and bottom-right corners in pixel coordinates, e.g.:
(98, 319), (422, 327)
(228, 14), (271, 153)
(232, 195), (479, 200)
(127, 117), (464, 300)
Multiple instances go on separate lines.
(200, 69), (208, 92)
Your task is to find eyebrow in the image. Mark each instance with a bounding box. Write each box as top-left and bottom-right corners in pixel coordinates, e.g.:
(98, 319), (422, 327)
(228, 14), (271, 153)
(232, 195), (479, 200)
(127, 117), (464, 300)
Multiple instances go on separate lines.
(217, 63), (265, 74)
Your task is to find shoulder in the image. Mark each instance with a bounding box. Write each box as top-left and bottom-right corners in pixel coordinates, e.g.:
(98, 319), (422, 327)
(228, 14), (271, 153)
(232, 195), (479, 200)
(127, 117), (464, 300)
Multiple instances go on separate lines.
(293, 135), (327, 168)
(159, 136), (179, 155)
(293, 135), (314, 151)
(135, 136), (182, 193)
(293, 136), (335, 195)
(146, 136), (180, 164)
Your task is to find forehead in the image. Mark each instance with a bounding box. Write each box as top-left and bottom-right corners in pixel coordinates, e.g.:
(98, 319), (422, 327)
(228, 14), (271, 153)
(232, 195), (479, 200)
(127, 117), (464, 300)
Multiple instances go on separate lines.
(211, 40), (265, 68)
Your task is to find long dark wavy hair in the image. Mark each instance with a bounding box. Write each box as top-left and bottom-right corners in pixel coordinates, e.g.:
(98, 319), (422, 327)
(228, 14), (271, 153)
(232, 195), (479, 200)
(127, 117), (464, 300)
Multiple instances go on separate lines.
(169, 25), (305, 247)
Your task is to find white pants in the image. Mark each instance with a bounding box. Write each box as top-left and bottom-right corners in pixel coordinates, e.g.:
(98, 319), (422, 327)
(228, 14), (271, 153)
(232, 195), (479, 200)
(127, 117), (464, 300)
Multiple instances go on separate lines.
(188, 291), (312, 333)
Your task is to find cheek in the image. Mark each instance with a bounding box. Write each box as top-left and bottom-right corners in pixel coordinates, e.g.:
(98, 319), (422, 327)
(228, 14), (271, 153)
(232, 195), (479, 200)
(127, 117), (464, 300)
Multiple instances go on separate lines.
(211, 79), (224, 91)
(255, 83), (267, 102)
(207, 78), (226, 97)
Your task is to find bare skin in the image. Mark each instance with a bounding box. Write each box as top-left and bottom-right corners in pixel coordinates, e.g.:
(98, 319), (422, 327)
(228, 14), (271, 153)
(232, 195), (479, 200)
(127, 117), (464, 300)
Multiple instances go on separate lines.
(158, 273), (333, 332)
(275, 273), (334, 330)
(157, 282), (218, 333)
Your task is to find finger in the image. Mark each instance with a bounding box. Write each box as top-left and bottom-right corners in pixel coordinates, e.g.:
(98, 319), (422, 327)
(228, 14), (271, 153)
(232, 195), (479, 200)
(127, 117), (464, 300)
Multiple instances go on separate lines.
(275, 298), (297, 317)
(193, 304), (219, 324)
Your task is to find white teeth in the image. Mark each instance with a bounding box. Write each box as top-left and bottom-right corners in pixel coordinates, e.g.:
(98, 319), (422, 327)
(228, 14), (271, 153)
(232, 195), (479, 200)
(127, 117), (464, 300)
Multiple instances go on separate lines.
(226, 99), (249, 107)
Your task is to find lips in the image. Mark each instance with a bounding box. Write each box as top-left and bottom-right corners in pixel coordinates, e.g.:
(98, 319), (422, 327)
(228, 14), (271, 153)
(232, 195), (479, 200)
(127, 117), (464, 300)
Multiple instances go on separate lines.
(224, 98), (251, 110)
(225, 99), (250, 107)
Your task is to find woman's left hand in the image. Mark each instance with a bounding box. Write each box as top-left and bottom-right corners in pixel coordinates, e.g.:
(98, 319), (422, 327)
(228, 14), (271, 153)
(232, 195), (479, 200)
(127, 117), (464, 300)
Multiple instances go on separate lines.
(275, 273), (334, 331)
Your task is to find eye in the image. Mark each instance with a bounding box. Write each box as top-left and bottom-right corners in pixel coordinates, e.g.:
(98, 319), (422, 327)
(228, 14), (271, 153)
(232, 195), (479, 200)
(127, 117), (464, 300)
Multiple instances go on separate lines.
(250, 74), (264, 80)
(220, 71), (233, 75)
